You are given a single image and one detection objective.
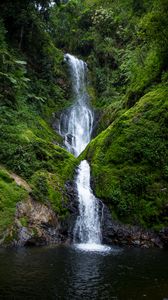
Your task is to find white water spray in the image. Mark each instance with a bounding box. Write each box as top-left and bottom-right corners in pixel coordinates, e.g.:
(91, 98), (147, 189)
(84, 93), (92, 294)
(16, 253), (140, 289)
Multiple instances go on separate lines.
(60, 54), (110, 252)
(73, 160), (102, 245)
(59, 54), (93, 157)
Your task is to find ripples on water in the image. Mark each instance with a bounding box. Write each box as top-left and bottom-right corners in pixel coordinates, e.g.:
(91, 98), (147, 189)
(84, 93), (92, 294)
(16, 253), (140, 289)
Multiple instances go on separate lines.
(0, 246), (168, 300)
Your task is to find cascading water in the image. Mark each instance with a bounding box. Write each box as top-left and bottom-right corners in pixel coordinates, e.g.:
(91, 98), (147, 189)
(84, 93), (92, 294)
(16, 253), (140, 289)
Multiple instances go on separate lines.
(59, 54), (93, 157)
(60, 54), (110, 252)
(73, 160), (102, 245)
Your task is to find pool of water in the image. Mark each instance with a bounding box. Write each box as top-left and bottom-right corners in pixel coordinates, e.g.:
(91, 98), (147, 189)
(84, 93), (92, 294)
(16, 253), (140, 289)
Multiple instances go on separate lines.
(0, 245), (168, 300)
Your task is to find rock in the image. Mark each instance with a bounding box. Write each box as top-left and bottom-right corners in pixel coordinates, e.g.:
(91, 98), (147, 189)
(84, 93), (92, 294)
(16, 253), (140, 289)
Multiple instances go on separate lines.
(159, 228), (168, 248)
(61, 180), (79, 241)
(100, 202), (164, 248)
(6, 197), (63, 247)
(0, 174), (80, 248)
(133, 240), (141, 246)
(9, 173), (32, 193)
(16, 227), (33, 246)
(1, 174), (167, 249)
(52, 111), (61, 133)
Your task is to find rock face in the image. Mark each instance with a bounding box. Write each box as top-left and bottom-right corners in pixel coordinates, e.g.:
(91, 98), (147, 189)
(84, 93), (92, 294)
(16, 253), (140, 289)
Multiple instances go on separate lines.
(52, 111), (62, 135)
(11, 187), (168, 249)
(1, 178), (79, 247)
(1, 170), (168, 248)
(9, 173), (32, 193)
(62, 180), (79, 241)
(159, 228), (168, 248)
(11, 197), (63, 246)
(13, 182), (79, 247)
(101, 204), (168, 248)
(0, 162), (79, 247)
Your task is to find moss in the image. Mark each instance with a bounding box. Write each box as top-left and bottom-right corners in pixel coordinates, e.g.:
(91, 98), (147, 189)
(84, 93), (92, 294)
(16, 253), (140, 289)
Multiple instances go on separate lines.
(19, 217), (28, 227)
(0, 24), (77, 237)
(3, 229), (18, 245)
(0, 166), (28, 235)
(1, 0), (168, 238)
(0, 102), (77, 180)
(31, 171), (69, 217)
(86, 86), (168, 229)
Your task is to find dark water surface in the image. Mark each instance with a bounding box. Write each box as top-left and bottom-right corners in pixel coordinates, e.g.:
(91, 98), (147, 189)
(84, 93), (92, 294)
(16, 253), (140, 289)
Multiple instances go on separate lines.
(0, 245), (168, 300)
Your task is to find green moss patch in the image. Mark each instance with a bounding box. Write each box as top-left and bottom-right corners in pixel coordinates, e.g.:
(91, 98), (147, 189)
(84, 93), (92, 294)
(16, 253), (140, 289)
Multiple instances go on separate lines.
(86, 87), (168, 229)
(0, 167), (28, 235)
(31, 171), (69, 218)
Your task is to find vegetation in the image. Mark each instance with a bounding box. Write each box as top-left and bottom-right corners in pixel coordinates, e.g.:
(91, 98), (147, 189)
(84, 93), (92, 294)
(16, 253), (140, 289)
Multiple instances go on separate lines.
(0, 0), (77, 235)
(50, 0), (168, 229)
(52, 0), (168, 125)
(0, 167), (28, 235)
(0, 0), (168, 236)
(85, 87), (168, 229)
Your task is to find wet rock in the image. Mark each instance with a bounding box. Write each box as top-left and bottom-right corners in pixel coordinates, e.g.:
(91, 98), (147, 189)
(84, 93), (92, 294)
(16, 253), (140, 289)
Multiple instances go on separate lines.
(101, 203), (164, 248)
(0, 174), (79, 248)
(0, 197), (67, 247)
(52, 111), (62, 133)
(1, 174), (167, 249)
(61, 180), (79, 241)
(91, 109), (102, 138)
(16, 227), (33, 246)
(159, 228), (168, 248)
(11, 197), (63, 247)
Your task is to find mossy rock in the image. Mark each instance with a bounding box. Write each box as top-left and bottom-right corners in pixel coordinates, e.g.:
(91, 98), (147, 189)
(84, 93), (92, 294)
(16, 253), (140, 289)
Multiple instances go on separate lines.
(31, 170), (69, 218)
(85, 86), (168, 229)
(0, 166), (28, 236)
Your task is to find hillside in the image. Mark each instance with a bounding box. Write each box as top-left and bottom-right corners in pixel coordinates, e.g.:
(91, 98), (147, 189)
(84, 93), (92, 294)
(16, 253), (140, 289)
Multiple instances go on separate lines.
(0, 0), (168, 245)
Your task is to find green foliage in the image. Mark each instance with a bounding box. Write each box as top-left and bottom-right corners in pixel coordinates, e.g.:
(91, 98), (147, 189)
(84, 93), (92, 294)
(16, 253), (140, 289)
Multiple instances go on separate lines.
(0, 1), (78, 239)
(0, 101), (77, 179)
(0, 166), (28, 235)
(54, 0), (168, 114)
(86, 87), (168, 229)
(19, 217), (28, 227)
(50, 0), (85, 52)
(31, 171), (69, 217)
(0, 0), (168, 237)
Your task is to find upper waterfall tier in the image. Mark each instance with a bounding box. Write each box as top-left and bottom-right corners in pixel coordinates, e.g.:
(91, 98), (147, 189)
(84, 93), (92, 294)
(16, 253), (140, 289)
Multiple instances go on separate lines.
(59, 54), (93, 157)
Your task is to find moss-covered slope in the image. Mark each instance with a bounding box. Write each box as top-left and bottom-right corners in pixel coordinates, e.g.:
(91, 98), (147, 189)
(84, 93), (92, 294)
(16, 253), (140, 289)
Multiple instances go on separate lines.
(0, 1), (78, 241)
(86, 86), (168, 230)
(0, 0), (168, 241)
(0, 167), (29, 236)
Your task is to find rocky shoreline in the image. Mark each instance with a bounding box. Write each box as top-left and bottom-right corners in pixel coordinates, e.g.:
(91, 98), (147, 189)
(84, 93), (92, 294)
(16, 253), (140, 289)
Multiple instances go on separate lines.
(0, 171), (167, 249)
(101, 203), (168, 249)
(1, 188), (168, 249)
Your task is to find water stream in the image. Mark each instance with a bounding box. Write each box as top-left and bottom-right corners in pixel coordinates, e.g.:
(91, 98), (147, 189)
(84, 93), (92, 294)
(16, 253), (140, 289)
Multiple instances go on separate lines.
(59, 54), (93, 157)
(73, 160), (103, 251)
(60, 54), (107, 251)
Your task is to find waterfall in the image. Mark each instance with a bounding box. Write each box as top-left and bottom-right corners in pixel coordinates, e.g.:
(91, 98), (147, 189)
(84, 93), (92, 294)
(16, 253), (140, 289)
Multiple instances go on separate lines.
(60, 54), (109, 251)
(73, 160), (102, 245)
(59, 54), (93, 157)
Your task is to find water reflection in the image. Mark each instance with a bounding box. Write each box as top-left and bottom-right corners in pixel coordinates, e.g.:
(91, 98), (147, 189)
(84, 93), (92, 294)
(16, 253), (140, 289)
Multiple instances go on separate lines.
(0, 246), (168, 300)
